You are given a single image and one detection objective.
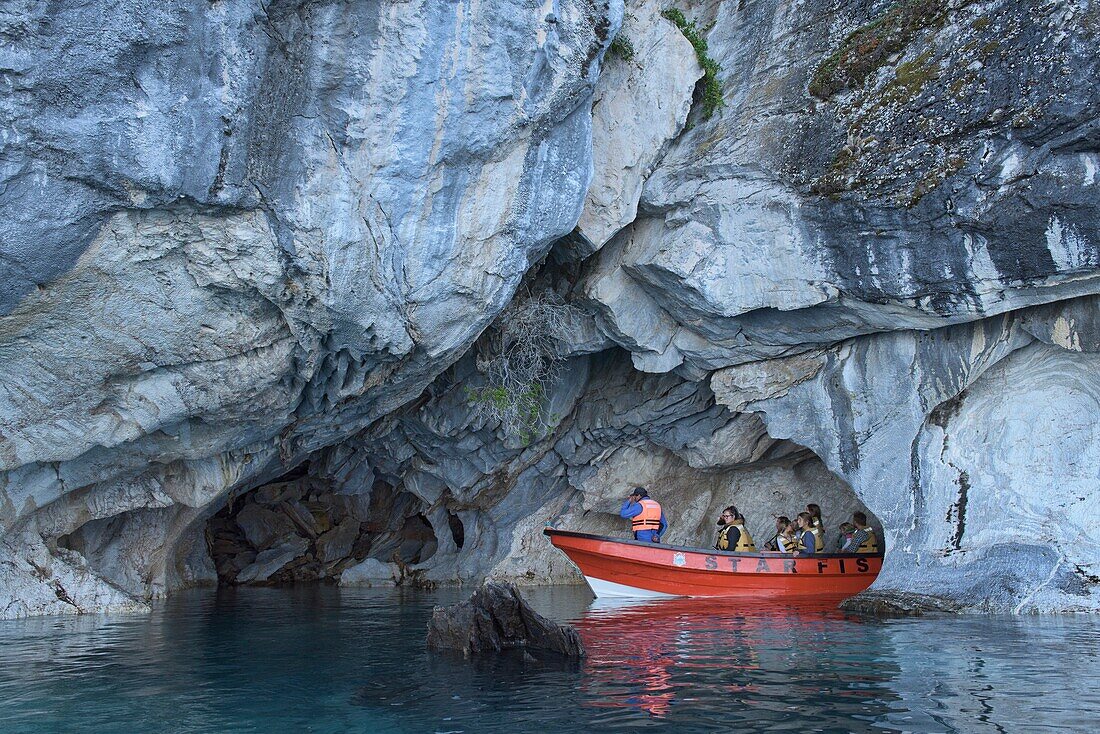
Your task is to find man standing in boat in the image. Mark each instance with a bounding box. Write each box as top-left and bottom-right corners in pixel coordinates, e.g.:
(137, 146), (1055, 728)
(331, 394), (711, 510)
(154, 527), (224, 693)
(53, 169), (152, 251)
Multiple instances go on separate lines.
(620, 487), (667, 543)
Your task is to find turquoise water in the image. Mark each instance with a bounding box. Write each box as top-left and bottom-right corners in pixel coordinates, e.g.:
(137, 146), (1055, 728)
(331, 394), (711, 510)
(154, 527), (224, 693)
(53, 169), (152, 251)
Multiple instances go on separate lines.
(0, 586), (1096, 733)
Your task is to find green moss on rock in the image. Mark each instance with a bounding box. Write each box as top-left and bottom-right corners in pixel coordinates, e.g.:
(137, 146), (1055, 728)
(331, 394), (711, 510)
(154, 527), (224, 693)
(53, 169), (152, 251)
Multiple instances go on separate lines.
(809, 0), (950, 100)
(661, 7), (724, 119)
(884, 50), (940, 103)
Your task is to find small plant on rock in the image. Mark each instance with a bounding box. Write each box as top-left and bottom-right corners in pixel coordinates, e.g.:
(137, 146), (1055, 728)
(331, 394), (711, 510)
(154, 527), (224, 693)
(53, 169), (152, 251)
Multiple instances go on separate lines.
(609, 33), (636, 61)
(661, 7), (724, 119)
(808, 0), (949, 100)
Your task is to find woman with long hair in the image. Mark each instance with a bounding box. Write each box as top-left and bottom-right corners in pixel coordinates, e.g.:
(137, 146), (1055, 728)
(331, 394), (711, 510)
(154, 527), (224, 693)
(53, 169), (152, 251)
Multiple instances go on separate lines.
(794, 512), (819, 556)
(764, 515), (791, 551)
(805, 503), (825, 552)
(714, 506), (756, 551)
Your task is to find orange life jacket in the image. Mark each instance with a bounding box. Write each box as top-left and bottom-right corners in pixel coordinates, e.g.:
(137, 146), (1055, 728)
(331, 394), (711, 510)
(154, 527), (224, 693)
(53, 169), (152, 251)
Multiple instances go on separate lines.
(631, 499), (663, 532)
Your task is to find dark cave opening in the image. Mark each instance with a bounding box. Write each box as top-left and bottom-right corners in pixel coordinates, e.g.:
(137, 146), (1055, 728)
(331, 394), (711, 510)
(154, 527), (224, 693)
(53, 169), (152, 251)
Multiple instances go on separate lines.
(204, 474), (443, 586)
(398, 514), (437, 564)
(448, 511), (465, 550)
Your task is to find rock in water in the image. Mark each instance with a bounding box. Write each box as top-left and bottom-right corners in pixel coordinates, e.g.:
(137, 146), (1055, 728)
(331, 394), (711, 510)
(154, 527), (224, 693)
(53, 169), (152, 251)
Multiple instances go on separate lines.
(426, 581), (585, 658)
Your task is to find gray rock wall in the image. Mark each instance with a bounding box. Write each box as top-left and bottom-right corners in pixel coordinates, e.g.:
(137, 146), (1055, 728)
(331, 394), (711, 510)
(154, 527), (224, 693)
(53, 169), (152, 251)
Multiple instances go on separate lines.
(585, 0), (1100, 375)
(2, 0), (1098, 616)
(1, 0), (623, 617)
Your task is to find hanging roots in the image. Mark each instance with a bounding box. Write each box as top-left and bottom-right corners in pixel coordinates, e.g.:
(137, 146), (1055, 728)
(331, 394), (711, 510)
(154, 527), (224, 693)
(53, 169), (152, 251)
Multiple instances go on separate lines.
(467, 292), (580, 443)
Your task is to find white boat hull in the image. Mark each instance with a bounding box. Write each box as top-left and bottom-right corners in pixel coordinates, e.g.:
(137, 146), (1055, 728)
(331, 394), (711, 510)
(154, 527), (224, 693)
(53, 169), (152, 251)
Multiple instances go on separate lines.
(584, 575), (679, 599)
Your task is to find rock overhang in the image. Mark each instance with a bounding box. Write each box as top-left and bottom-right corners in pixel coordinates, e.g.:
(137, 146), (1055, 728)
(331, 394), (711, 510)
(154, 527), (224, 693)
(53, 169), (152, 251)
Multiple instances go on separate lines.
(1, 0), (1098, 617)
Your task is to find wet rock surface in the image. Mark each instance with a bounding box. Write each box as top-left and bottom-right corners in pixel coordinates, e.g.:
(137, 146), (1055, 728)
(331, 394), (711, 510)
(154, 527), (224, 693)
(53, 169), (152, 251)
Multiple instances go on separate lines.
(840, 590), (967, 618)
(426, 581), (585, 658)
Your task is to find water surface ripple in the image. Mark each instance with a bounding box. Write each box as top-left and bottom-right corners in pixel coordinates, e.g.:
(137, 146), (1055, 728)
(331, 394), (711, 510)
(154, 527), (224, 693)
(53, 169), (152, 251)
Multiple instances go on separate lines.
(0, 586), (1095, 733)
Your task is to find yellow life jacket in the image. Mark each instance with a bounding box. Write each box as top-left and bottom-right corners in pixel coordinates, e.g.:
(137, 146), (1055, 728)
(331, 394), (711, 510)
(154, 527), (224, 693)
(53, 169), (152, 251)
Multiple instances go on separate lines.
(790, 528), (818, 553)
(777, 534), (797, 553)
(734, 522), (755, 552)
(855, 527), (879, 553)
(809, 525), (824, 552)
(716, 522), (756, 552)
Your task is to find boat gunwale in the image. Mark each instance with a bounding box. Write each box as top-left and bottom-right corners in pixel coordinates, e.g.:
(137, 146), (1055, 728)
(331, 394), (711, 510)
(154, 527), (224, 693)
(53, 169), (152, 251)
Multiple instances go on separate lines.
(543, 528), (885, 561)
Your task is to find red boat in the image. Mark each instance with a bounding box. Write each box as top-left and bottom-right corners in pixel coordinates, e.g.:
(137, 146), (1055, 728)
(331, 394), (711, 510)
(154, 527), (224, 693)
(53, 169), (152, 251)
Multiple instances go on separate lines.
(545, 528), (882, 599)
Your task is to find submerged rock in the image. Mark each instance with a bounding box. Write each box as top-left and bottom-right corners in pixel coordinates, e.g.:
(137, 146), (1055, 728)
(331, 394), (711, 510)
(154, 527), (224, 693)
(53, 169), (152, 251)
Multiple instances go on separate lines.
(840, 591), (967, 618)
(426, 581), (585, 658)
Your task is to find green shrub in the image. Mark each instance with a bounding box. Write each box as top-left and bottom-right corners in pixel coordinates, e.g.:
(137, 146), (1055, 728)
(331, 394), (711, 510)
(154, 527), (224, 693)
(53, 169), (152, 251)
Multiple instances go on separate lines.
(609, 33), (635, 61)
(661, 8), (724, 119)
(466, 383), (545, 444)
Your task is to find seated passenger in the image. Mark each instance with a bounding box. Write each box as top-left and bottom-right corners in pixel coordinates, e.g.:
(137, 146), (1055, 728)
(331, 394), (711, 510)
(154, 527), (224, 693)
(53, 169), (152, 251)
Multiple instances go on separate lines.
(714, 506), (756, 552)
(847, 511), (879, 553)
(835, 522), (856, 552)
(620, 487), (667, 543)
(777, 521), (798, 553)
(805, 503), (825, 552)
(763, 515), (791, 551)
(793, 512), (819, 556)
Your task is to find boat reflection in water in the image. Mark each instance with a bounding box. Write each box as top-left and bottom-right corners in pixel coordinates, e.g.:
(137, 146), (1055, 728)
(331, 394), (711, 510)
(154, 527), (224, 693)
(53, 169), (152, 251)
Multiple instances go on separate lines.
(571, 595), (888, 721)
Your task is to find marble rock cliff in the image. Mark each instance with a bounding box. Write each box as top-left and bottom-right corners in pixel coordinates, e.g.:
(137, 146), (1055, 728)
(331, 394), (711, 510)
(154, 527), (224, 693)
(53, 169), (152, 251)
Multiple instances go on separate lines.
(1, 0), (1098, 617)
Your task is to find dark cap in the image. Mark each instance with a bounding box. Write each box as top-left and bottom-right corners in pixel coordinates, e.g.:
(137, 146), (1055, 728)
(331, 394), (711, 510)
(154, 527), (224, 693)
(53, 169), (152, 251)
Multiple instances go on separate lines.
(631, 487), (648, 498)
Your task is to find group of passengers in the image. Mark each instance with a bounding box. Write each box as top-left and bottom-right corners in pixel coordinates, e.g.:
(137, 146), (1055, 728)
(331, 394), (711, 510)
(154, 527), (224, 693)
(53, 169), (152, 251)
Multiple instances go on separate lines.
(620, 487), (878, 555)
(724, 503), (879, 555)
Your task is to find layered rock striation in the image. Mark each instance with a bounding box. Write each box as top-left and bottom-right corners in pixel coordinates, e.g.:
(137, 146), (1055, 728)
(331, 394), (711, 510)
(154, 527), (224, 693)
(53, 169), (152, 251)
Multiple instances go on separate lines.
(2, 0), (1098, 617)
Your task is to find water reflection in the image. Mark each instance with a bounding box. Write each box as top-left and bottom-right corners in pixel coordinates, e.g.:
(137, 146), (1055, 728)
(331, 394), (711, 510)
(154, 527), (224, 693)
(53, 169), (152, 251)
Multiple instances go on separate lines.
(0, 586), (1096, 733)
(573, 596), (903, 726)
(873, 615), (1100, 733)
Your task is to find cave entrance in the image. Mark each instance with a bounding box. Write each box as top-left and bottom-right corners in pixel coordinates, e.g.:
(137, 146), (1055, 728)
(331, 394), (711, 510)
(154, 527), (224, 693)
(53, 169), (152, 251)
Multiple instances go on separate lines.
(204, 470), (442, 586)
(550, 441), (885, 572)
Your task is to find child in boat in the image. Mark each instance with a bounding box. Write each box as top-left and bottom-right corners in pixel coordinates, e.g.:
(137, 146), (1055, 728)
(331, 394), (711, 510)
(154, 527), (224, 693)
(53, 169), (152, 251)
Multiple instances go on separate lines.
(763, 516), (791, 551)
(793, 512), (818, 556)
(835, 522), (856, 552)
